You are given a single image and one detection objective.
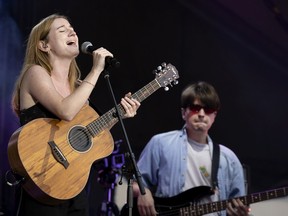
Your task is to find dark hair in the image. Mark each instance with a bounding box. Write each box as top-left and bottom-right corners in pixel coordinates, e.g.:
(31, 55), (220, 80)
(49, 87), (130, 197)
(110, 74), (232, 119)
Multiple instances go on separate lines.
(181, 81), (221, 110)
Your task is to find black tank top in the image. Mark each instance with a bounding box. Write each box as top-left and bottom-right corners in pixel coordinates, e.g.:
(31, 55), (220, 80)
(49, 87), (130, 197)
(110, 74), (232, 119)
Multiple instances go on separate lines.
(19, 103), (58, 126)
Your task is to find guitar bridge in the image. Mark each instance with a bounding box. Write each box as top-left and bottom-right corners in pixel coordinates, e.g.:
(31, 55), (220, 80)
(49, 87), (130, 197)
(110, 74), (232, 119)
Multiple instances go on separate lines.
(48, 141), (69, 169)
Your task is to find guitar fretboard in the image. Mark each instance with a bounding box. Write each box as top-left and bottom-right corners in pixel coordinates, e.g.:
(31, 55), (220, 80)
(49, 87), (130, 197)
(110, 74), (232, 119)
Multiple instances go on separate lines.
(86, 79), (161, 136)
(180, 187), (288, 216)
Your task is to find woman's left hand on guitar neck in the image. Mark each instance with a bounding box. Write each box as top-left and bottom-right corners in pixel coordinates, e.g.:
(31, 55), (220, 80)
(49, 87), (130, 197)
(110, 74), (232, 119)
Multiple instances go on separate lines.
(121, 92), (140, 118)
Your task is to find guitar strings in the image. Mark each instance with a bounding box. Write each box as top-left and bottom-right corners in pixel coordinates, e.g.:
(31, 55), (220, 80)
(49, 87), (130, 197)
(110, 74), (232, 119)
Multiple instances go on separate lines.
(66, 107), (120, 150)
(67, 82), (159, 151)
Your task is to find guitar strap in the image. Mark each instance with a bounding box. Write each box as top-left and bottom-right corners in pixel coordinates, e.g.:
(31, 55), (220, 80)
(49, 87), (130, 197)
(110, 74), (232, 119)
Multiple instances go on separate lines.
(211, 142), (220, 190)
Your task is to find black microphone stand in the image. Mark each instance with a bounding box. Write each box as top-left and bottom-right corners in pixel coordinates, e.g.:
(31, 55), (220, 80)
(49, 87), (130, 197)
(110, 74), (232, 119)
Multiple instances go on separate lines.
(102, 65), (146, 216)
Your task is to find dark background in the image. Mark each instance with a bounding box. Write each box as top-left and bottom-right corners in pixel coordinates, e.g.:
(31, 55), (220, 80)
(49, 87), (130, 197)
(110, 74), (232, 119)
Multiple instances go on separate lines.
(1, 0), (288, 215)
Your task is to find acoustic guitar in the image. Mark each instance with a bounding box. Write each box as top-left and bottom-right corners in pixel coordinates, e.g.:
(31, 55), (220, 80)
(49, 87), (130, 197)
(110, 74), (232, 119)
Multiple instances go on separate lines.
(120, 185), (288, 216)
(7, 63), (179, 205)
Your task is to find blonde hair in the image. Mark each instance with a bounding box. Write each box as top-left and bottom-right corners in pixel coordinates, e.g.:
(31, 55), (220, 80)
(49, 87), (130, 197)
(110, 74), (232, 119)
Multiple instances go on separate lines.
(11, 14), (81, 116)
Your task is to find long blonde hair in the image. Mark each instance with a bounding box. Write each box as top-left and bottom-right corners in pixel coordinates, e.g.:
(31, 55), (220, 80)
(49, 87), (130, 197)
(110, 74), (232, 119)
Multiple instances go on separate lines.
(11, 14), (81, 116)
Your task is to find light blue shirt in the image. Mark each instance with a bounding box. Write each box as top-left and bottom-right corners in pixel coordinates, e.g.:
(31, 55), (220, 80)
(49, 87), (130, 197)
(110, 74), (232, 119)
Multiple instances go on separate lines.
(137, 127), (246, 216)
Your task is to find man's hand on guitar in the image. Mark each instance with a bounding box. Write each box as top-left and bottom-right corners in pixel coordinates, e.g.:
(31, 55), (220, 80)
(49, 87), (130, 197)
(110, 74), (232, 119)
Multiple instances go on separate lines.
(137, 189), (157, 216)
(121, 92), (140, 118)
(227, 198), (250, 216)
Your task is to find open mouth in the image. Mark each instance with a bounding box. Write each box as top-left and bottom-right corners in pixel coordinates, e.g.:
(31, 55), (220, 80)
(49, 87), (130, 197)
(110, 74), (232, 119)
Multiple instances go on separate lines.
(67, 41), (77, 46)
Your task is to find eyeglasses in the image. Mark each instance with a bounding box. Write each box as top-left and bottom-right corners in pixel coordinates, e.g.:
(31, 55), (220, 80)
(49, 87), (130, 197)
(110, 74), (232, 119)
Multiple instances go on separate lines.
(189, 104), (216, 114)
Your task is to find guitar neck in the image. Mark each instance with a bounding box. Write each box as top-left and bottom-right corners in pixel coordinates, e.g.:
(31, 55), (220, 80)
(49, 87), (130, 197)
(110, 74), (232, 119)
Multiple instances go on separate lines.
(181, 187), (288, 215)
(87, 79), (161, 136)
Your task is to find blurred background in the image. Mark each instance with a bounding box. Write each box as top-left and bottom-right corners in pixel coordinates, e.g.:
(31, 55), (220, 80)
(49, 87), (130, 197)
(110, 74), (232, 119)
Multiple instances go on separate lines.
(1, 0), (288, 215)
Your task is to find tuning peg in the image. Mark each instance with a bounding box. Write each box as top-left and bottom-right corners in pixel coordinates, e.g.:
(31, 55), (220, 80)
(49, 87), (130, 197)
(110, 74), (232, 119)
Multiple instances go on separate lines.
(152, 69), (158, 75)
(157, 65), (162, 71)
(161, 62), (167, 68)
(173, 80), (179, 85)
(164, 86), (169, 91)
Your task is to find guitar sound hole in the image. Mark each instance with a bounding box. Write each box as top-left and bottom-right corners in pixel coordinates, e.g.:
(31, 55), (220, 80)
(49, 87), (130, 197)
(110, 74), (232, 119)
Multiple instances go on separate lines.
(68, 126), (92, 152)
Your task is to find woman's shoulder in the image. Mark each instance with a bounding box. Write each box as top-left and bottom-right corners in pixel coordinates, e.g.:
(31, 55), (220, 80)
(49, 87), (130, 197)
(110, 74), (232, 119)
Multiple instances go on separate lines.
(26, 64), (48, 75)
(22, 65), (49, 83)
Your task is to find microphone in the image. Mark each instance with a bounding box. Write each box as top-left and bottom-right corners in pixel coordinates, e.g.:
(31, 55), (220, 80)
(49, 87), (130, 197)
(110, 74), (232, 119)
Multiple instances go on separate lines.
(81, 41), (120, 68)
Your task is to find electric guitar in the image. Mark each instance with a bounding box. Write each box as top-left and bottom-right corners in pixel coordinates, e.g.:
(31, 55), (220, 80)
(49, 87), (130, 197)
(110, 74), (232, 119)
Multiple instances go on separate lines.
(7, 63), (179, 205)
(120, 185), (288, 216)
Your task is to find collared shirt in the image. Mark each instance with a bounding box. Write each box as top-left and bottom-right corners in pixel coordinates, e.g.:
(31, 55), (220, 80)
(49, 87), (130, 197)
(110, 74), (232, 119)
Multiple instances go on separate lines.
(137, 126), (246, 216)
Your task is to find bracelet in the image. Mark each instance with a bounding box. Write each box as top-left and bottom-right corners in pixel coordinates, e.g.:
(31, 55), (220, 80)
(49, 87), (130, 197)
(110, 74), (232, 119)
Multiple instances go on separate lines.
(82, 80), (95, 87)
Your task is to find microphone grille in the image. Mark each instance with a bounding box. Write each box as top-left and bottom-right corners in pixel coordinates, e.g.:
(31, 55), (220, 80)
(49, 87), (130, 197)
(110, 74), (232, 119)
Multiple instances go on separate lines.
(81, 41), (92, 54)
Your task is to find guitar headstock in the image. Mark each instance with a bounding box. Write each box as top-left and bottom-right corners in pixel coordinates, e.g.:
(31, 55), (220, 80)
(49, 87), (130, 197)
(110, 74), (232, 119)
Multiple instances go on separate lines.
(154, 62), (179, 91)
